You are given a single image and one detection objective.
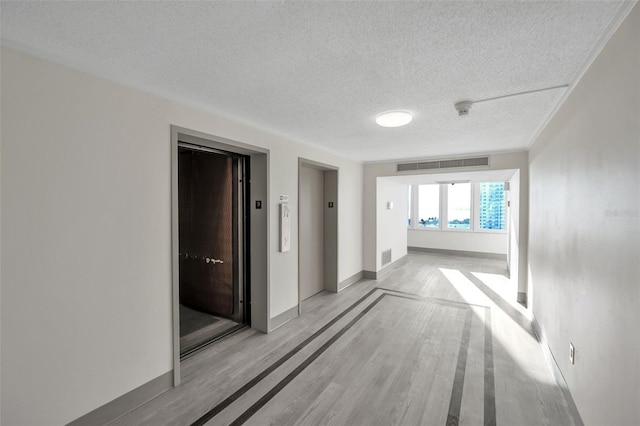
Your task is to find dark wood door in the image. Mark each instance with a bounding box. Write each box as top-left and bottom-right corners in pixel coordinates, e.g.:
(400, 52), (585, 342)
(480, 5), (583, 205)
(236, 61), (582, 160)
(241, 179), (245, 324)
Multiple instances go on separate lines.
(179, 148), (234, 317)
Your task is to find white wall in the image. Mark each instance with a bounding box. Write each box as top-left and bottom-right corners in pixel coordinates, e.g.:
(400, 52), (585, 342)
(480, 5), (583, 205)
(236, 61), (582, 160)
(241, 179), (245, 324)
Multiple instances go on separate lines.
(0, 47), (363, 425)
(375, 179), (408, 270)
(528, 4), (639, 425)
(363, 165), (378, 272)
(408, 230), (507, 255)
(507, 170), (522, 295)
(0, 43), (3, 423)
(364, 152), (528, 282)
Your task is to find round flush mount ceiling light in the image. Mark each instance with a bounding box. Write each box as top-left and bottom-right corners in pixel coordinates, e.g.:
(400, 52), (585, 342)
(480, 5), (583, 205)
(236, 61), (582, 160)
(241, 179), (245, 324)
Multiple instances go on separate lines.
(375, 111), (413, 127)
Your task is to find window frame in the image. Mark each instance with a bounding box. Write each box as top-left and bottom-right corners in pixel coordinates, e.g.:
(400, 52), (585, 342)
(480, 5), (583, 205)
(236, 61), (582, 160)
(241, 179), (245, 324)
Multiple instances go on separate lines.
(407, 184), (412, 228)
(407, 182), (506, 234)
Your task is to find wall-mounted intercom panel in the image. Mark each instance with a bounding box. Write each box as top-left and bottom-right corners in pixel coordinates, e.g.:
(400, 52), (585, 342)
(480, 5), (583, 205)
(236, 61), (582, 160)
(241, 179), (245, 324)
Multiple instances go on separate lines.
(280, 201), (290, 252)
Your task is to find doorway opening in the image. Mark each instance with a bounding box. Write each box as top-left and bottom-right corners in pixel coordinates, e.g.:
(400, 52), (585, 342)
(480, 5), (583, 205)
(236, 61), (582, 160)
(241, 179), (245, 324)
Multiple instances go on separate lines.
(177, 144), (249, 358)
(298, 159), (338, 312)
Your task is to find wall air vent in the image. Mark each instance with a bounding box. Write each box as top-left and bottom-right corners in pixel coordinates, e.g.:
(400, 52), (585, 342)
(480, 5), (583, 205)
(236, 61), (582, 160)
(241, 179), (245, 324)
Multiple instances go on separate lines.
(396, 156), (489, 172)
(381, 249), (392, 266)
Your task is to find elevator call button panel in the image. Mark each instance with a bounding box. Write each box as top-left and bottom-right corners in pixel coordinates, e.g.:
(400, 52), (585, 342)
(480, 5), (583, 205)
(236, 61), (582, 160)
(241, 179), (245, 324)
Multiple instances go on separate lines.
(280, 201), (291, 253)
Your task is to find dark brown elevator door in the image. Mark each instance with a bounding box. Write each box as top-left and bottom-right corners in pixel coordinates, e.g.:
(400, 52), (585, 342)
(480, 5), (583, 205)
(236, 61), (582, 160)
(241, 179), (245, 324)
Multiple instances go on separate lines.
(179, 148), (234, 317)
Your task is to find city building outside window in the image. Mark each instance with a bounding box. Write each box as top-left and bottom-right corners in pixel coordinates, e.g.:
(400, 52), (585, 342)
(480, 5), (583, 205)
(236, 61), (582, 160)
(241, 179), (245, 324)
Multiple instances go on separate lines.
(479, 182), (505, 230)
(407, 181), (506, 233)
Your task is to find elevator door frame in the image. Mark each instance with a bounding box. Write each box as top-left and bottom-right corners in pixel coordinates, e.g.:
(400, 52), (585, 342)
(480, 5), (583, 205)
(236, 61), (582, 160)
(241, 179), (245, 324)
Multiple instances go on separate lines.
(298, 158), (339, 314)
(171, 125), (269, 386)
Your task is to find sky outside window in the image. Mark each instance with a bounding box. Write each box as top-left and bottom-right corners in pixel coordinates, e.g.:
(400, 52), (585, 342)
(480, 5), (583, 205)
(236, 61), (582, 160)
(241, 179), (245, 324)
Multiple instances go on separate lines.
(418, 184), (439, 227)
(447, 183), (471, 229)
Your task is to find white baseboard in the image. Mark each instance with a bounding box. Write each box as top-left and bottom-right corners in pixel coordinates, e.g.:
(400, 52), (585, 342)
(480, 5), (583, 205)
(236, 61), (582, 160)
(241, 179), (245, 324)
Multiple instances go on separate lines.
(363, 254), (408, 280)
(338, 270), (364, 291)
(67, 370), (173, 426)
(269, 305), (298, 331)
(531, 315), (584, 426)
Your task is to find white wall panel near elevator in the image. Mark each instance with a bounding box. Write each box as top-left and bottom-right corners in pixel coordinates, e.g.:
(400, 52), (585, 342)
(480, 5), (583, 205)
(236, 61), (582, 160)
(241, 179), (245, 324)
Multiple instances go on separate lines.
(299, 166), (325, 300)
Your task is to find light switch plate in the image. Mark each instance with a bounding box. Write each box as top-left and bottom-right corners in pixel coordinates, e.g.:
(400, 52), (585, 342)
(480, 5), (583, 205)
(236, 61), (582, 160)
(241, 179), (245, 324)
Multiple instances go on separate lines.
(569, 343), (575, 364)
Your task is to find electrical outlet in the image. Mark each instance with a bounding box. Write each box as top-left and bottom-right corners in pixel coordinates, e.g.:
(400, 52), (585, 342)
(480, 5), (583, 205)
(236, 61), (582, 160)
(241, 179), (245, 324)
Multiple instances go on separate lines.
(569, 343), (575, 365)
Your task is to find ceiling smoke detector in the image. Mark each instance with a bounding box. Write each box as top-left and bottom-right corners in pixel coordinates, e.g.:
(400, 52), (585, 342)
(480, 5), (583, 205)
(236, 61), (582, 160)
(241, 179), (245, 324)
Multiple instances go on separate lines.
(454, 101), (473, 117)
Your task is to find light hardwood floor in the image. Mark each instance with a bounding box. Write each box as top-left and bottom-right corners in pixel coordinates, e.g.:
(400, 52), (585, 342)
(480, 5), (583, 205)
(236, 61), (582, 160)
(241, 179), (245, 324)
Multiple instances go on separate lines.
(111, 251), (576, 426)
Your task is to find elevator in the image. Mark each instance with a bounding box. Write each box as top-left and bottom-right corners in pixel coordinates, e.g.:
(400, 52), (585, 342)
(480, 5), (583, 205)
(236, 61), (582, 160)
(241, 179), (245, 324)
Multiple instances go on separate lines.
(178, 144), (248, 358)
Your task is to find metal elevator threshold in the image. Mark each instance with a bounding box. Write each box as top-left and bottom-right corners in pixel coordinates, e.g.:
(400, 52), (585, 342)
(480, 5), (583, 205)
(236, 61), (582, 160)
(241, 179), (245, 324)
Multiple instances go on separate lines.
(180, 323), (248, 360)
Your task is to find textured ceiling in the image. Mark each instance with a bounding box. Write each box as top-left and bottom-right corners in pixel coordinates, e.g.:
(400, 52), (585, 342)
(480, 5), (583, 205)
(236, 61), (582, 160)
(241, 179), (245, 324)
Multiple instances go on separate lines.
(0, 1), (629, 162)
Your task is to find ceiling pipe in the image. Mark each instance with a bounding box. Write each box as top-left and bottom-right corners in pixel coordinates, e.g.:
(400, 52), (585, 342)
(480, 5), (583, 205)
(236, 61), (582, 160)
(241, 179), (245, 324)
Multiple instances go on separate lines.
(455, 83), (570, 117)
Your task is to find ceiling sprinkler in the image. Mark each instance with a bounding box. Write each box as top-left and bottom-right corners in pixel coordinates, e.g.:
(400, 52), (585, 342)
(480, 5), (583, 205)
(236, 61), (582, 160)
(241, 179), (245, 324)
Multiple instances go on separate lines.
(455, 101), (473, 117)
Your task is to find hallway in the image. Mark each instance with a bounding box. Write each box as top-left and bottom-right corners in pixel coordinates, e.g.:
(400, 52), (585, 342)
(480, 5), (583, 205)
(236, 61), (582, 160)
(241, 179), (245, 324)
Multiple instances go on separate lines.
(113, 252), (576, 425)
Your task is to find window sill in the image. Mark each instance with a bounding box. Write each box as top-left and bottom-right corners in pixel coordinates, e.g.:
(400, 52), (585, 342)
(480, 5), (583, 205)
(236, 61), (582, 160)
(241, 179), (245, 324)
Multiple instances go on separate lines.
(408, 228), (506, 235)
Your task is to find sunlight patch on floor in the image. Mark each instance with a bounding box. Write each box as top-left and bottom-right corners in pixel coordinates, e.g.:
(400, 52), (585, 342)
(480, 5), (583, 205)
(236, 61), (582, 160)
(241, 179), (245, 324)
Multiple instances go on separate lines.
(439, 268), (488, 306)
(439, 267), (556, 386)
(471, 271), (515, 304)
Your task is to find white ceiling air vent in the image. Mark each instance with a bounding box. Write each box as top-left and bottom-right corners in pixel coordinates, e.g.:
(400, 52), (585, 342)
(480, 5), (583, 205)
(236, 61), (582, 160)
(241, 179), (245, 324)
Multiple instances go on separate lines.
(417, 161), (439, 170)
(462, 157), (490, 167)
(396, 156), (489, 173)
(439, 159), (465, 168)
(396, 163), (418, 172)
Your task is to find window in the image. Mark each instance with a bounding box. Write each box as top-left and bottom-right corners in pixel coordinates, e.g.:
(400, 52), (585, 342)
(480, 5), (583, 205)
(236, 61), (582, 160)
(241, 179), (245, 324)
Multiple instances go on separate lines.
(407, 181), (507, 233)
(447, 183), (471, 229)
(478, 182), (506, 230)
(418, 184), (439, 228)
(407, 185), (412, 227)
